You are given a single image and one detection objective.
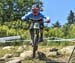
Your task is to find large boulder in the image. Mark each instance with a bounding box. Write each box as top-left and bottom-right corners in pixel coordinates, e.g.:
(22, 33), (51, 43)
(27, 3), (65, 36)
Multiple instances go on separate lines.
(20, 50), (32, 60)
(58, 46), (75, 55)
(2, 46), (14, 50)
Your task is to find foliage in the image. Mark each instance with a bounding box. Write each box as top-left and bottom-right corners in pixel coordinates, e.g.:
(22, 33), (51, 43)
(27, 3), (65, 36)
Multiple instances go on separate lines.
(0, 0), (42, 21)
(0, 0), (75, 46)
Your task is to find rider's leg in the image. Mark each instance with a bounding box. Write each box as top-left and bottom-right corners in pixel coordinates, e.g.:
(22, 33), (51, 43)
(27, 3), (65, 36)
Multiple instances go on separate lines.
(35, 29), (39, 42)
(39, 28), (43, 42)
(39, 22), (44, 42)
(29, 29), (34, 46)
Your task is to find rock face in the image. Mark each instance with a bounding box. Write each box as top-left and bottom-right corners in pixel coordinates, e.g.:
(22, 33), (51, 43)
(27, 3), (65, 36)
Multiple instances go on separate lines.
(58, 46), (75, 55)
(2, 46), (14, 50)
(20, 50), (32, 60)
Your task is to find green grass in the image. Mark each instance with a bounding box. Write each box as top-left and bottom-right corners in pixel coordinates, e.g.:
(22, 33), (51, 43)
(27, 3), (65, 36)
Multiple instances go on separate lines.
(0, 46), (19, 57)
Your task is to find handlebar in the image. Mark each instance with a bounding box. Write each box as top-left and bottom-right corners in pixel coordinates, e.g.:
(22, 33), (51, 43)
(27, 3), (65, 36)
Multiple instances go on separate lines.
(30, 19), (50, 23)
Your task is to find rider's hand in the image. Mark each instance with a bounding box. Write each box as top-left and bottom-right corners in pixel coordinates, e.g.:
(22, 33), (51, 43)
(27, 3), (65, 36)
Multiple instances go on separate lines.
(47, 19), (50, 23)
(45, 16), (50, 23)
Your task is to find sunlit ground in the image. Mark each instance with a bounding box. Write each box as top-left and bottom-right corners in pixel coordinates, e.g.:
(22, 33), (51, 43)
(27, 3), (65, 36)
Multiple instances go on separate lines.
(0, 45), (75, 63)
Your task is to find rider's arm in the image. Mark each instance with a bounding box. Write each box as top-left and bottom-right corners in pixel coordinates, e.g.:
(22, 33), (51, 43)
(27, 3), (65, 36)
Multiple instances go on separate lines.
(40, 13), (50, 23)
(21, 12), (31, 21)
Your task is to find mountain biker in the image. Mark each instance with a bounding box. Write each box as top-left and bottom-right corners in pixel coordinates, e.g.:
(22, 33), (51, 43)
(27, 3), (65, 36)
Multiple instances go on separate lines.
(21, 4), (50, 48)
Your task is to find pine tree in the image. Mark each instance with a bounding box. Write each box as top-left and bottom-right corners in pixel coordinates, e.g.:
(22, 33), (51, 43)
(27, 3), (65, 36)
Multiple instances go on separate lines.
(67, 10), (75, 24)
(52, 21), (61, 28)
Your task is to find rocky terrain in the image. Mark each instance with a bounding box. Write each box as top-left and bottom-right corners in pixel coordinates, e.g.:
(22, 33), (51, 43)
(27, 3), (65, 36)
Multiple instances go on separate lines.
(0, 45), (75, 63)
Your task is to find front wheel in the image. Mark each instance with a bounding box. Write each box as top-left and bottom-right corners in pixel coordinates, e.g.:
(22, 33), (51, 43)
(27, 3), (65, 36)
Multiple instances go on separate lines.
(33, 46), (38, 58)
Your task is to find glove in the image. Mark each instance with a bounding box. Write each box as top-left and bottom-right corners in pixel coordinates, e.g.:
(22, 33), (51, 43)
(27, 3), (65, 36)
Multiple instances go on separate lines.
(47, 19), (50, 23)
(44, 16), (50, 23)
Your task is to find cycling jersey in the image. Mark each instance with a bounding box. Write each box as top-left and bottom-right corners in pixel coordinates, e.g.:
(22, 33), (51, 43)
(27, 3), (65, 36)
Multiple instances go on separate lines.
(21, 12), (47, 29)
(21, 12), (46, 21)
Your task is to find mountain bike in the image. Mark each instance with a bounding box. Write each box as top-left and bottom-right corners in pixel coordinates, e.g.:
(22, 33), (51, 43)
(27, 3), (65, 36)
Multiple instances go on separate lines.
(30, 19), (49, 58)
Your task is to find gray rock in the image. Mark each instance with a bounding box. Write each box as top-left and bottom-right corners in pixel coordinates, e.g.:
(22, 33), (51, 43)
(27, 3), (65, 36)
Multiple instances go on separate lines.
(5, 59), (21, 63)
(2, 54), (13, 59)
(46, 51), (57, 57)
(58, 46), (75, 55)
(0, 58), (5, 61)
(16, 45), (26, 53)
(50, 48), (58, 52)
(2, 46), (14, 50)
(20, 50), (32, 60)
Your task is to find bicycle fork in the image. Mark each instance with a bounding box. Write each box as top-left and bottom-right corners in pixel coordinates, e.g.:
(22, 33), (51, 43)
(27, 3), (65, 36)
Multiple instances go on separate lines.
(32, 29), (39, 58)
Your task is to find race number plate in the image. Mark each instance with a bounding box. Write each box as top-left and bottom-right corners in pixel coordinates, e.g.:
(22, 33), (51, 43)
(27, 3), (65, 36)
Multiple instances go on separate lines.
(34, 23), (39, 29)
